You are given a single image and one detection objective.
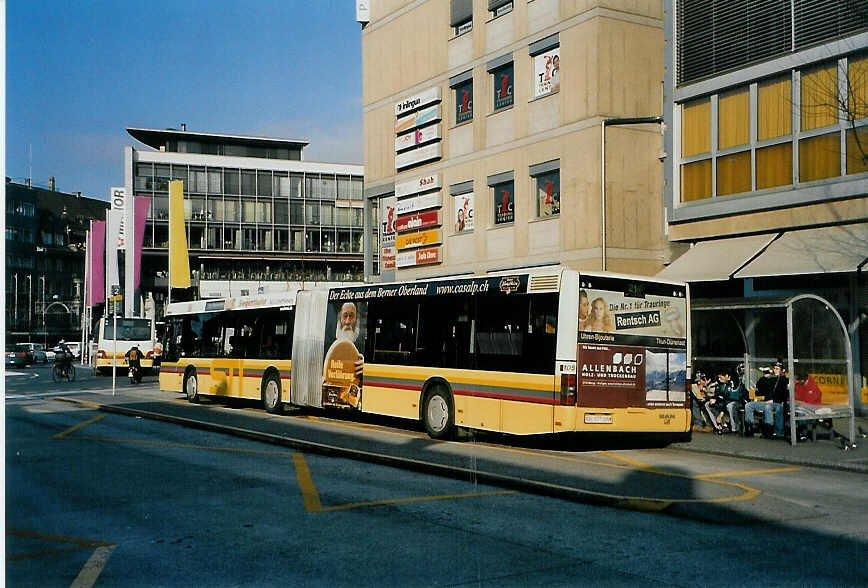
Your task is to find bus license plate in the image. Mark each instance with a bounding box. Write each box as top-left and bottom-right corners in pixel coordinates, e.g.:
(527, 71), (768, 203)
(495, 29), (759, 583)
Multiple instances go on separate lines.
(584, 414), (612, 424)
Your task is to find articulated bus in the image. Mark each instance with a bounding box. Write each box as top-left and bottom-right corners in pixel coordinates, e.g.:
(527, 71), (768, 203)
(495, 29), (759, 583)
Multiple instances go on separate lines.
(95, 316), (157, 374)
(159, 268), (690, 441)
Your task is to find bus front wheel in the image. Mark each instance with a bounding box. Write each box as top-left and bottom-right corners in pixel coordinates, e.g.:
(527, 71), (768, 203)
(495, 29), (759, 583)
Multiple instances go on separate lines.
(262, 373), (283, 414)
(423, 387), (454, 440)
(184, 370), (199, 403)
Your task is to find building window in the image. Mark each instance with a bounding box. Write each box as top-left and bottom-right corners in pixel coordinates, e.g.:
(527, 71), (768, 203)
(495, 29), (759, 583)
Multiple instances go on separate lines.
(489, 1), (512, 18)
(533, 168), (560, 218)
(800, 62), (838, 132)
(531, 43), (560, 99)
(492, 180), (514, 225)
(846, 127), (868, 175)
(758, 76), (792, 140)
(450, 0), (472, 36)
(680, 160), (712, 202)
(492, 62), (514, 111)
(451, 181), (474, 233)
(718, 87), (749, 149)
(756, 143), (793, 189)
(716, 151), (751, 196)
(799, 133), (841, 182)
(454, 78), (473, 124)
(682, 97), (711, 157)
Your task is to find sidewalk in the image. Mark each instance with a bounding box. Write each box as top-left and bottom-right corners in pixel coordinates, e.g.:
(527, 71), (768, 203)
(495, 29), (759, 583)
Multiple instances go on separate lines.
(673, 418), (868, 473)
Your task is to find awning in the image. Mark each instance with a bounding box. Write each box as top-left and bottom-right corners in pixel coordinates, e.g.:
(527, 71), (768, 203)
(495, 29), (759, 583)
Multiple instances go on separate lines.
(657, 234), (777, 282)
(734, 223), (868, 278)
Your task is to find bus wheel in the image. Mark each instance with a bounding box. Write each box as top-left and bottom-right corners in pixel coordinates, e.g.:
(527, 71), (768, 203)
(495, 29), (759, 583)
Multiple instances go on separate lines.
(423, 387), (454, 440)
(184, 370), (199, 403)
(263, 373), (282, 414)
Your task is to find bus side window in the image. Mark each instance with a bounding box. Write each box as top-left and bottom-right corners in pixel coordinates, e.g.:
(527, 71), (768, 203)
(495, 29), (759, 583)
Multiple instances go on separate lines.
(370, 298), (418, 366)
(475, 295), (529, 373)
(416, 297), (473, 369)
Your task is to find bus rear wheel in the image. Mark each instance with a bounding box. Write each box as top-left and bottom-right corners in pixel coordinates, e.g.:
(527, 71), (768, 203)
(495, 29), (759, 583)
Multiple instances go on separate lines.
(184, 370), (199, 403)
(423, 387), (454, 440)
(263, 373), (282, 414)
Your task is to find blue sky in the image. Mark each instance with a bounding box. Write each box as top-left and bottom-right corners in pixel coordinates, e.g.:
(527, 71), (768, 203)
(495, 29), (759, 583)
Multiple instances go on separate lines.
(6, 0), (364, 200)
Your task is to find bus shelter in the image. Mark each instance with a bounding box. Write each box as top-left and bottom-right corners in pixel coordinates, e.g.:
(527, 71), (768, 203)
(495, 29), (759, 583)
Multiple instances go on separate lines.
(691, 294), (856, 447)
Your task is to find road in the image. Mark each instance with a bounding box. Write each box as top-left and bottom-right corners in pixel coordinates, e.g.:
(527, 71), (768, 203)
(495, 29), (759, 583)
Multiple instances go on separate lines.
(5, 374), (868, 586)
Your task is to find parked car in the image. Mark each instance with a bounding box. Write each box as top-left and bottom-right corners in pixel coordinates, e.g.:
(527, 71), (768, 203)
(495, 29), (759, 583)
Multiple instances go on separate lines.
(32, 349), (48, 364)
(5, 344), (30, 367)
(44, 348), (56, 362)
(17, 342), (45, 364)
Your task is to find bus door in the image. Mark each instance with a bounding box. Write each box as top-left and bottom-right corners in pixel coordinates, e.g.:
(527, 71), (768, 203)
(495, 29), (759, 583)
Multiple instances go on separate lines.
(209, 313), (249, 398)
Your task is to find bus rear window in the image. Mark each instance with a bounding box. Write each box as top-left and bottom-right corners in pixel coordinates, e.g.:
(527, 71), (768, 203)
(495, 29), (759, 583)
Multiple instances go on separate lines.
(104, 319), (151, 341)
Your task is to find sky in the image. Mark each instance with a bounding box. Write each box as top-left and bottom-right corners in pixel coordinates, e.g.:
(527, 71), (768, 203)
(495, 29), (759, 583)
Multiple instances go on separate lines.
(6, 0), (364, 200)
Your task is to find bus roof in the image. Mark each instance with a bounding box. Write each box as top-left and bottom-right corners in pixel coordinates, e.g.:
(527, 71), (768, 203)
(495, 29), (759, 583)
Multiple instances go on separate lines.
(165, 290), (299, 317)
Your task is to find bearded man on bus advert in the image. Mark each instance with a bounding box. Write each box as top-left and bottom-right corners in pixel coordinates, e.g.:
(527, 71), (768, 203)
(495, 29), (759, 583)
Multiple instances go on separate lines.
(323, 301), (366, 409)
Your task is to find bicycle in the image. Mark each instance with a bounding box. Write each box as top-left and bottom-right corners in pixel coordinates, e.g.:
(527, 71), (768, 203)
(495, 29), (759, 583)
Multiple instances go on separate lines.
(51, 358), (76, 383)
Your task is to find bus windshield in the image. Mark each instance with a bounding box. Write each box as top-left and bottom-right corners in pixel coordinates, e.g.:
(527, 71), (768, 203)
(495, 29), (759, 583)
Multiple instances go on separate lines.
(104, 318), (152, 341)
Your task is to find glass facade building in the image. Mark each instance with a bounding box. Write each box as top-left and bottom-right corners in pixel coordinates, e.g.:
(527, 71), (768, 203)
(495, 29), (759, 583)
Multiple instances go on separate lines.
(125, 127), (364, 305)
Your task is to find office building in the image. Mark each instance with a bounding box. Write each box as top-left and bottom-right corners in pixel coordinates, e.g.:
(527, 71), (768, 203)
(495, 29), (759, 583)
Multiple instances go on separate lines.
(659, 2), (868, 413)
(124, 127), (365, 314)
(5, 178), (108, 346)
(359, 1), (669, 281)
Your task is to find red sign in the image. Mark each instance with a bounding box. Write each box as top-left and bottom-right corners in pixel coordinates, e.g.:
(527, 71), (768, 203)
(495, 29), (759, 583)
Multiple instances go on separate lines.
(395, 210), (440, 233)
(396, 246), (441, 268)
(382, 246), (396, 270)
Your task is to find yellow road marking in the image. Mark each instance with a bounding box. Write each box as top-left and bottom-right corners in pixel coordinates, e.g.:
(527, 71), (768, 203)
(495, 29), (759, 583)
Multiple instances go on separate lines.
(293, 453), (323, 512)
(598, 451), (668, 473)
(291, 453), (514, 513)
(696, 466), (802, 479)
(53, 415), (107, 439)
(318, 490), (517, 512)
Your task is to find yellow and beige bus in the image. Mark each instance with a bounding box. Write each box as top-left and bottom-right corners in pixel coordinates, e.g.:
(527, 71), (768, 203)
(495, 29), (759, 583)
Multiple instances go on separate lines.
(95, 316), (157, 374)
(160, 268), (691, 442)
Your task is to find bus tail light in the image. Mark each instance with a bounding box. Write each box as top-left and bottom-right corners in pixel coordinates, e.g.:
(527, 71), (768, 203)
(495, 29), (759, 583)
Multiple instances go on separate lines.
(97, 349), (106, 359)
(145, 350), (153, 359)
(559, 374), (577, 405)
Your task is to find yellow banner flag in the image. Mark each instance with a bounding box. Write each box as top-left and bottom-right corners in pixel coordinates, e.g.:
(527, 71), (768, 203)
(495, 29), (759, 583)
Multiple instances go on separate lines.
(169, 180), (191, 288)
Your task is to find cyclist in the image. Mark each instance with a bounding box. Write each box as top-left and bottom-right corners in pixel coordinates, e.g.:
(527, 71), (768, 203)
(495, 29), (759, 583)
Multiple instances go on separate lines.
(125, 345), (143, 384)
(56, 340), (73, 378)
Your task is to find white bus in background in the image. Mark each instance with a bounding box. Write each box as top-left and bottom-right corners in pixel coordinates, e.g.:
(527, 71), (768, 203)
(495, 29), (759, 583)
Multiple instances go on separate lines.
(95, 316), (156, 374)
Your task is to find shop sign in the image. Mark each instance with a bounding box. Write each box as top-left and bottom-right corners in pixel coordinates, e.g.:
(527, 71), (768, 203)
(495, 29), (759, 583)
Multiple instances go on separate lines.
(395, 209), (440, 233)
(395, 124), (441, 152)
(395, 143), (441, 170)
(396, 246), (441, 268)
(395, 173), (441, 198)
(396, 228), (442, 251)
(395, 104), (441, 134)
(395, 86), (441, 117)
(396, 191), (441, 215)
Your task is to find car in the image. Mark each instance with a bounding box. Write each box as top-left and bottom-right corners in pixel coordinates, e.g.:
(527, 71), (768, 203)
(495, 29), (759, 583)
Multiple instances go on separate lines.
(32, 349), (48, 364)
(5, 344), (30, 368)
(16, 342), (45, 365)
(45, 348), (56, 362)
